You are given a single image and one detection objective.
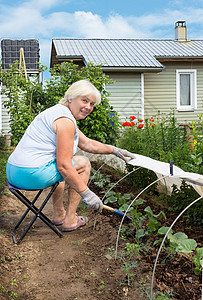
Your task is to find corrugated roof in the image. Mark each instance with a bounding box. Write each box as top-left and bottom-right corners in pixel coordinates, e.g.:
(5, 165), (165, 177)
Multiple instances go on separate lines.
(52, 38), (203, 70)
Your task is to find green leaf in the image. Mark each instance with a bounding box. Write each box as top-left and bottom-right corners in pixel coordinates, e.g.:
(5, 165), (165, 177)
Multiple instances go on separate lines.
(177, 239), (197, 253)
(144, 206), (153, 216)
(119, 203), (133, 212)
(134, 198), (145, 206)
(196, 248), (203, 260)
(104, 196), (117, 204)
(136, 229), (146, 239)
(157, 226), (173, 235)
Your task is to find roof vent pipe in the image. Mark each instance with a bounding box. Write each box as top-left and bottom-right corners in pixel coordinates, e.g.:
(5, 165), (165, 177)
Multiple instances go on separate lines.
(175, 21), (187, 41)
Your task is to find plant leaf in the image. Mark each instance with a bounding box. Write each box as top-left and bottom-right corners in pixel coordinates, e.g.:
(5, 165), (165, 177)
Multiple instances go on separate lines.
(177, 239), (197, 253)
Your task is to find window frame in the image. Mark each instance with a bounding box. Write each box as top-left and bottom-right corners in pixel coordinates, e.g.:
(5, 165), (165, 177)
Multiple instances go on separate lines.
(176, 69), (197, 111)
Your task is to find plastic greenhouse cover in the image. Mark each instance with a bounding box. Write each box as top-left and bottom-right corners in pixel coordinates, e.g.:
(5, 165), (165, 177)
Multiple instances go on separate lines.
(128, 154), (203, 196)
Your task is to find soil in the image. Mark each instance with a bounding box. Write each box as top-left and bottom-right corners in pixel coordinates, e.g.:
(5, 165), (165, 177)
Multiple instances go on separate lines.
(0, 162), (202, 300)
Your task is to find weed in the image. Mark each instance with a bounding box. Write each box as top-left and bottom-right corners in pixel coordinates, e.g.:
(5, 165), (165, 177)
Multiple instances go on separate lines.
(134, 275), (151, 298)
(154, 289), (176, 300)
(72, 241), (82, 245)
(192, 247), (203, 275)
(0, 212), (10, 217)
(8, 291), (19, 299)
(22, 274), (29, 280)
(105, 246), (115, 256)
(10, 278), (17, 286)
(90, 167), (112, 188)
(14, 254), (23, 260)
(119, 243), (139, 286)
(1, 285), (5, 292)
(98, 280), (107, 291)
(90, 272), (96, 288)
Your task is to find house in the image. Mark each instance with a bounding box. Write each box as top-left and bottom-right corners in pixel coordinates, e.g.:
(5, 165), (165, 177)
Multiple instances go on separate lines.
(0, 39), (40, 140)
(50, 21), (203, 123)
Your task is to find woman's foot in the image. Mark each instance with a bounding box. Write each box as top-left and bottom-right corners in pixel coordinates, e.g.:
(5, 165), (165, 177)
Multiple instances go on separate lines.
(62, 215), (88, 232)
(52, 209), (66, 226)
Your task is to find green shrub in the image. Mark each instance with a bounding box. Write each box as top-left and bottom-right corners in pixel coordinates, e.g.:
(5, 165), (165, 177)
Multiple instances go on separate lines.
(0, 61), (46, 145)
(117, 113), (203, 223)
(0, 136), (6, 149)
(117, 112), (202, 187)
(165, 181), (203, 226)
(118, 112), (193, 169)
(0, 151), (10, 194)
(0, 61), (120, 145)
(44, 61), (121, 144)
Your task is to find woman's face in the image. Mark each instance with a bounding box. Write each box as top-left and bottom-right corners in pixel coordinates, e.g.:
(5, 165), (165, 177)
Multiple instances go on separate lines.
(68, 94), (96, 120)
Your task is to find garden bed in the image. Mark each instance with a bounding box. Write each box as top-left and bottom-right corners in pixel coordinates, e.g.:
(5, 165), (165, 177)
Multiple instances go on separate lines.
(0, 161), (202, 299)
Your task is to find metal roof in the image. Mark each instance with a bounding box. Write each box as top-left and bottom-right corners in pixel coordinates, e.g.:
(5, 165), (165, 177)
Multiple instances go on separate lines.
(52, 38), (203, 70)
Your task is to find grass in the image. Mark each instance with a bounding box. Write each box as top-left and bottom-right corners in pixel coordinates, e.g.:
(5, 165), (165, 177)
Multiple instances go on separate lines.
(0, 149), (10, 194)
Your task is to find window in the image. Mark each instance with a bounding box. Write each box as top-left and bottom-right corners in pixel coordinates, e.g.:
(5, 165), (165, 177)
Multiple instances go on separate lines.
(176, 69), (197, 111)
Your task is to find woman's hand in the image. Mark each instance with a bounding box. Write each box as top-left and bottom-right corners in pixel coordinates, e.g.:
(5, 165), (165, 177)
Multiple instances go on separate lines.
(112, 147), (136, 163)
(80, 188), (103, 212)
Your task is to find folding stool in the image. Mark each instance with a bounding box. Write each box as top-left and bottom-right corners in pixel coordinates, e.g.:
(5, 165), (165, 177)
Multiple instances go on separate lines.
(6, 180), (63, 244)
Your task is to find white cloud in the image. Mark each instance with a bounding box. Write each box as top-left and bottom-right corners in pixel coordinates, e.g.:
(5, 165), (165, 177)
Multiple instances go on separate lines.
(1, 0), (203, 40)
(1, 0), (203, 70)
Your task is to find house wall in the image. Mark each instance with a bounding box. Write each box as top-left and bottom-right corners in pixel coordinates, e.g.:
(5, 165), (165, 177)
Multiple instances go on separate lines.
(0, 89), (10, 135)
(144, 61), (203, 123)
(105, 72), (142, 122)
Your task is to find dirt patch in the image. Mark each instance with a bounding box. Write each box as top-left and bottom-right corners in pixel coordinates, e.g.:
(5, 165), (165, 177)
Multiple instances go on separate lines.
(0, 163), (202, 300)
(0, 189), (146, 300)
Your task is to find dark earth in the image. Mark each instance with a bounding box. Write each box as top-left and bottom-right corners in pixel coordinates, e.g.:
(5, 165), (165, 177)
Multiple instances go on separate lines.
(0, 162), (202, 300)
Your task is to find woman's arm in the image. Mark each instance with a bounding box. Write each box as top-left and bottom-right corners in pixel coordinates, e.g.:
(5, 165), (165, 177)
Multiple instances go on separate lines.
(78, 129), (114, 154)
(54, 118), (87, 193)
(53, 118), (103, 211)
(78, 129), (136, 162)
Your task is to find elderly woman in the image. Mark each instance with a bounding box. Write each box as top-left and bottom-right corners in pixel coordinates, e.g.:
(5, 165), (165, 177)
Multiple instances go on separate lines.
(6, 80), (135, 231)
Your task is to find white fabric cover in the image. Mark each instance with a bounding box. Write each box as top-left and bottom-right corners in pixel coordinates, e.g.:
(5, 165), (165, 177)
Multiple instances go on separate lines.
(128, 154), (203, 196)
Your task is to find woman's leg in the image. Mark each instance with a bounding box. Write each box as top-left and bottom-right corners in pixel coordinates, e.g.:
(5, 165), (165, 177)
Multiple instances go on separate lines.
(63, 155), (91, 229)
(52, 155), (91, 227)
(52, 181), (66, 224)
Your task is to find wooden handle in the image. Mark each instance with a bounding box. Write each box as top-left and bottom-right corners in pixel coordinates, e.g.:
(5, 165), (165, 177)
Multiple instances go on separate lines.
(103, 204), (115, 212)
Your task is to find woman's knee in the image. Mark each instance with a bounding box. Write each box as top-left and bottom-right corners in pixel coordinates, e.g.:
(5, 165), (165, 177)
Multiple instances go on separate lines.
(73, 155), (91, 172)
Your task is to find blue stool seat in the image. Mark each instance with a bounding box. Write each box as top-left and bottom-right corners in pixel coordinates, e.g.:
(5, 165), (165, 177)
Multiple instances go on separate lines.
(6, 180), (63, 244)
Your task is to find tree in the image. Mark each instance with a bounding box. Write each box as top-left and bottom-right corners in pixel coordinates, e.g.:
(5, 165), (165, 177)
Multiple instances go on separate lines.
(0, 61), (120, 145)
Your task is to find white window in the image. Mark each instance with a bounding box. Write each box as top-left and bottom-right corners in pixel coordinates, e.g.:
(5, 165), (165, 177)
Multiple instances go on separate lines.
(176, 69), (197, 111)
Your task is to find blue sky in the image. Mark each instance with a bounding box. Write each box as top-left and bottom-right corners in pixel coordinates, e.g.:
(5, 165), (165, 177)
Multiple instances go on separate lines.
(1, 0), (203, 75)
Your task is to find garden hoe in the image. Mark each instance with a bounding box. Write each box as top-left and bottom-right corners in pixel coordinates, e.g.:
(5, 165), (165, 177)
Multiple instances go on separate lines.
(102, 204), (132, 220)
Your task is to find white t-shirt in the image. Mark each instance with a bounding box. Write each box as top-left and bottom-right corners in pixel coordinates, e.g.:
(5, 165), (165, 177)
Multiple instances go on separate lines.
(8, 104), (79, 168)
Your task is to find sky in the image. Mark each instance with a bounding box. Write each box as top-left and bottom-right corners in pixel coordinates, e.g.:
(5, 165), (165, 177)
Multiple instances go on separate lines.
(1, 0), (203, 78)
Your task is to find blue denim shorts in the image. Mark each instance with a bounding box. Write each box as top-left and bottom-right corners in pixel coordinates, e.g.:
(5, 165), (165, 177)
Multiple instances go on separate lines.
(6, 159), (74, 190)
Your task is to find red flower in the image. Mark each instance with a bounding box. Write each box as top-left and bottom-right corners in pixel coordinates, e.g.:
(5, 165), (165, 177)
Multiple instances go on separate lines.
(139, 119), (144, 122)
(122, 122), (132, 126)
(131, 122), (135, 126)
(137, 124), (144, 129)
(129, 116), (136, 121)
(150, 118), (155, 122)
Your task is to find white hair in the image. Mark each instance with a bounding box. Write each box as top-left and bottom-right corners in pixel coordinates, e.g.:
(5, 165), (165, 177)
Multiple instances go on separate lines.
(59, 79), (101, 105)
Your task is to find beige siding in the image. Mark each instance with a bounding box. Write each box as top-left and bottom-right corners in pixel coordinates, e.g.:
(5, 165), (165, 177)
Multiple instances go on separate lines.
(144, 62), (203, 123)
(1, 93), (10, 135)
(105, 72), (142, 122)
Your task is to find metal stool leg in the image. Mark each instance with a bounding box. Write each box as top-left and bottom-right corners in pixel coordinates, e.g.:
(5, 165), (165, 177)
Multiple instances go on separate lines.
(7, 181), (63, 244)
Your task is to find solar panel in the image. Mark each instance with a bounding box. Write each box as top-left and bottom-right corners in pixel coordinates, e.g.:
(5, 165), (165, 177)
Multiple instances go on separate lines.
(1, 39), (40, 70)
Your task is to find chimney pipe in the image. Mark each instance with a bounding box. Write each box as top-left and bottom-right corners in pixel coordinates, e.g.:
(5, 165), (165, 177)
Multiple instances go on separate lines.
(175, 21), (187, 41)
